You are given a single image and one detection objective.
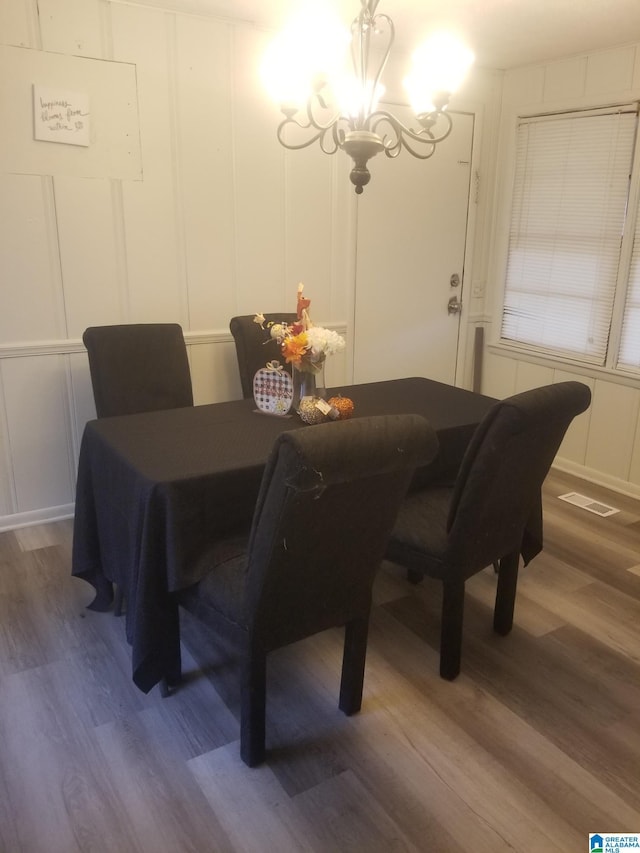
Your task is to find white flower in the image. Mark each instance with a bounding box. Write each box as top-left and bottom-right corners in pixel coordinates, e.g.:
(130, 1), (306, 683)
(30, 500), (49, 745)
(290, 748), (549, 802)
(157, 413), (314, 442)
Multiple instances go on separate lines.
(269, 323), (286, 341)
(253, 313), (266, 328)
(305, 326), (345, 358)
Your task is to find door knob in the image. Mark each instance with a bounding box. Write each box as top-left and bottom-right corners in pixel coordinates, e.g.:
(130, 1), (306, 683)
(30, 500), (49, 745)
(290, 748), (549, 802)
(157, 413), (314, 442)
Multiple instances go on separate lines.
(448, 296), (462, 315)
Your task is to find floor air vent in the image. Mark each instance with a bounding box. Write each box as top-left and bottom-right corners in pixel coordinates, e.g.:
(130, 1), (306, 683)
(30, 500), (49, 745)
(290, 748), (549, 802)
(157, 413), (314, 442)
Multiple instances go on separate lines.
(557, 492), (619, 517)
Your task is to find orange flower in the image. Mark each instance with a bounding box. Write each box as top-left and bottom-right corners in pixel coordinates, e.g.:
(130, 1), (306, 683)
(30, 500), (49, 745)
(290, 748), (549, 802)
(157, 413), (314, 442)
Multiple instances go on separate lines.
(281, 332), (308, 367)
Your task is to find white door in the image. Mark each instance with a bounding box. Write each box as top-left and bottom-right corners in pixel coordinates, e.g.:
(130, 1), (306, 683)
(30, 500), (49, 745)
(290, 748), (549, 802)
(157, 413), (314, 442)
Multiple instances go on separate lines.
(353, 109), (474, 385)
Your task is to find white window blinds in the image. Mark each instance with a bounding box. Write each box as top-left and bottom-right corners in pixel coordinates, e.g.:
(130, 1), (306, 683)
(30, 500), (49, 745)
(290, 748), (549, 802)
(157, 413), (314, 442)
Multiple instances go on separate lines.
(501, 110), (637, 364)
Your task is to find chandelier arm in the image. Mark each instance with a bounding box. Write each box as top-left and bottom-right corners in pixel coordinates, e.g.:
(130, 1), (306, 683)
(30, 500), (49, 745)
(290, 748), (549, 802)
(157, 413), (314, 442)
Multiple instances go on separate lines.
(369, 108), (454, 142)
(370, 110), (453, 159)
(304, 94), (342, 134)
(319, 128), (341, 155)
(384, 136), (437, 160)
(332, 122), (344, 149)
(277, 118), (339, 153)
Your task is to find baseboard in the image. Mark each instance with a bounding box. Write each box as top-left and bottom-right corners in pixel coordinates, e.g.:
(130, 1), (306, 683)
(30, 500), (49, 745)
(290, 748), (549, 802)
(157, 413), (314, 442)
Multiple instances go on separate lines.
(552, 458), (640, 500)
(0, 504), (75, 533)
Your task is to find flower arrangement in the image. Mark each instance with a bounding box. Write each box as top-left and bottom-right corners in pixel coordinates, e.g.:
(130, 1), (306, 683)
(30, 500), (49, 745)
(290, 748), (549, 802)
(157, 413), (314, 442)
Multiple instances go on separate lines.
(254, 283), (345, 375)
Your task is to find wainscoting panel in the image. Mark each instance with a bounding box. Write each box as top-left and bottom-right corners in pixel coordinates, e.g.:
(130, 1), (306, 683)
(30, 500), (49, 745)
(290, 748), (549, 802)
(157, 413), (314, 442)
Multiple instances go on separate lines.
(2, 355), (75, 513)
(174, 14), (236, 328)
(112, 4), (187, 324)
(283, 139), (337, 319)
(512, 360), (555, 394)
(0, 365), (13, 519)
(0, 0), (33, 47)
(586, 380), (640, 483)
(481, 354), (597, 470)
(37, 0), (104, 58)
(54, 175), (124, 336)
(555, 369), (594, 467)
(481, 349), (640, 496)
(232, 26), (288, 312)
(0, 174), (65, 344)
(69, 348), (98, 452)
(189, 338), (243, 406)
(479, 347), (518, 399)
(631, 412), (640, 486)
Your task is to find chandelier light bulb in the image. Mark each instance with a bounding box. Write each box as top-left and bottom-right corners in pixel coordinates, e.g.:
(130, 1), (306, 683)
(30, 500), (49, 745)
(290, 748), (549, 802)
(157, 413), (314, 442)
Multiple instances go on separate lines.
(404, 32), (475, 115)
(336, 75), (385, 121)
(260, 7), (349, 110)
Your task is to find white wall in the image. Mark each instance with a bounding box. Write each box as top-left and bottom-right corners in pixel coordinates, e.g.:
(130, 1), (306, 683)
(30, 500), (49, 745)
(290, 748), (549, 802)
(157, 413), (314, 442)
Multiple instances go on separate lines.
(0, 0), (501, 530)
(484, 42), (640, 498)
(0, 0), (357, 530)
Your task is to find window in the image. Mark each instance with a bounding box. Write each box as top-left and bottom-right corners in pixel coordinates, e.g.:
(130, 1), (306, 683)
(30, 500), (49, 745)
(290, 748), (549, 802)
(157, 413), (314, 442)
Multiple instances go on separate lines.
(500, 105), (640, 375)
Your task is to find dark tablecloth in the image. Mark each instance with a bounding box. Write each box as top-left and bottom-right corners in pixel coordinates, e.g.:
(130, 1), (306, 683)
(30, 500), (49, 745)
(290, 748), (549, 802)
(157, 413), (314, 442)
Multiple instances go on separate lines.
(72, 377), (497, 692)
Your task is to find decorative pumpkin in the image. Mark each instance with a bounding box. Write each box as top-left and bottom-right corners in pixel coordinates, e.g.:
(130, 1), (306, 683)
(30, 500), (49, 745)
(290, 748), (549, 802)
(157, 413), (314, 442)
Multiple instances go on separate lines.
(298, 398), (327, 425)
(252, 361), (293, 416)
(328, 395), (355, 420)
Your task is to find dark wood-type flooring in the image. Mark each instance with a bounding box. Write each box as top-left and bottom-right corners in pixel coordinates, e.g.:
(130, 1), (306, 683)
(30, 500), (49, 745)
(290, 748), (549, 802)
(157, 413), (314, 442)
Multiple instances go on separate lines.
(1, 469), (639, 852)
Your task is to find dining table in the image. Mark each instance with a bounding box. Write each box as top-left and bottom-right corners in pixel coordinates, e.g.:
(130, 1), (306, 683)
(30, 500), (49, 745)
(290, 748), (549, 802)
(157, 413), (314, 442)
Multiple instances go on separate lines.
(72, 376), (500, 693)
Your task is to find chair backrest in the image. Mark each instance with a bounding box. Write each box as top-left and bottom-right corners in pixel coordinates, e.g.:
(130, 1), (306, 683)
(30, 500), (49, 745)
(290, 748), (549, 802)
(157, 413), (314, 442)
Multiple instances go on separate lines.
(83, 323), (194, 418)
(445, 381), (591, 574)
(230, 313), (297, 399)
(244, 414), (439, 648)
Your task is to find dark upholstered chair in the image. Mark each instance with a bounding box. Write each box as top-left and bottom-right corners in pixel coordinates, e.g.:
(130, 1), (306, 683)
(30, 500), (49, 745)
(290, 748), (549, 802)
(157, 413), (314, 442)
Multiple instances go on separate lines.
(83, 323), (193, 615)
(177, 413), (438, 766)
(82, 323), (193, 418)
(385, 381), (592, 681)
(230, 313), (297, 399)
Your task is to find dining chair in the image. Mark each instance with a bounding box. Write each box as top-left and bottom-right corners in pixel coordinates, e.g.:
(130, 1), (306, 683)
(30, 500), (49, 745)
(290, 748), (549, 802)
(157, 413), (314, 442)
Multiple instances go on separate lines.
(385, 381), (592, 681)
(230, 313), (297, 399)
(82, 323), (194, 615)
(82, 323), (194, 418)
(176, 413), (438, 766)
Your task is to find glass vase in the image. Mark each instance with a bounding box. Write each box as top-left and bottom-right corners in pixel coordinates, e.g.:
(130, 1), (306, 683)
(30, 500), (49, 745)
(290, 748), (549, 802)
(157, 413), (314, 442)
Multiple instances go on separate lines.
(292, 361), (326, 412)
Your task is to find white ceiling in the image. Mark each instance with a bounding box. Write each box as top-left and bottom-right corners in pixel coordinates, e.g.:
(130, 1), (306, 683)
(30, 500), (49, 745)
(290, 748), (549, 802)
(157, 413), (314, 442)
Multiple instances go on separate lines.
(159, 0), (640, 70)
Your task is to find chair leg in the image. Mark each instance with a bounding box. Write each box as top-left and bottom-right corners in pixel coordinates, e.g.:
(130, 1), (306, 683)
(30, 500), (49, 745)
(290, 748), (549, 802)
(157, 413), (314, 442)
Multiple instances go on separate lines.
(494, 551), (520, 635)
(240, 649), (267, 767)
(86, 577), (114, 612)
(113, 585), (125, 617)
(440, 580), (465, 680)
(159, 604), (183, 696)
(339, 616), (370, 716)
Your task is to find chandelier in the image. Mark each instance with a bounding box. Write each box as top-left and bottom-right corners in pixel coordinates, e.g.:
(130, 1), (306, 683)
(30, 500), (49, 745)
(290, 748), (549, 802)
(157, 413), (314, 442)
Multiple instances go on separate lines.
(261, 0), (474, 195)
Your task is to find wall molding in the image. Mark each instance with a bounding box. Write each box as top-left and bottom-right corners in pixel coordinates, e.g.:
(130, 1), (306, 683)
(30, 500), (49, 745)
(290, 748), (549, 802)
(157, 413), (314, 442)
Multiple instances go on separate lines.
(0, 323), (349, 359)
(0, 503), (74, 533)
(0, 333), (232, 358)
(0, 339), (88, 358)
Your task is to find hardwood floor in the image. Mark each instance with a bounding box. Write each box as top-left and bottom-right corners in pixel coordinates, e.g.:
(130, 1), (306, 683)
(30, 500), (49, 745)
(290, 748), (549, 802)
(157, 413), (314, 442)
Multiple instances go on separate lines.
(1, 469), (639, 852)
